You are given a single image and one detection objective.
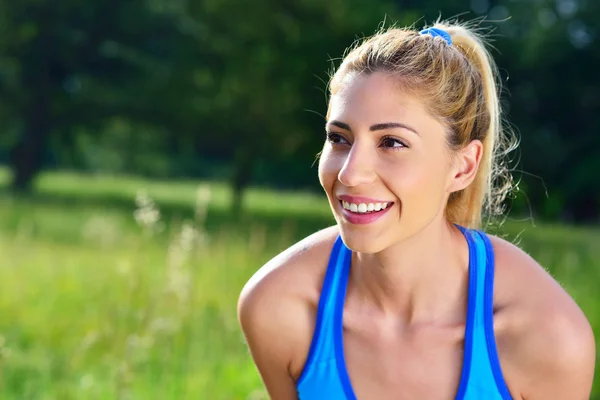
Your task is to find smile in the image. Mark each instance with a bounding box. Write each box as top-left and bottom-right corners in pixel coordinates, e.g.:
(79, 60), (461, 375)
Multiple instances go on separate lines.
(336, 196), (395, 225)
(341, 200), (391, 214)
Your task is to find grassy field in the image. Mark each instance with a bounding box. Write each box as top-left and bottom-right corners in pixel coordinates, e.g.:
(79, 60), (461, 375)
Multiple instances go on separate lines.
(0, 170), (597, 399)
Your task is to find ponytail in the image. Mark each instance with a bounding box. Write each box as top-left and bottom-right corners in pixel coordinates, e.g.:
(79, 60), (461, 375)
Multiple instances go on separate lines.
(439, 22), (515, 228)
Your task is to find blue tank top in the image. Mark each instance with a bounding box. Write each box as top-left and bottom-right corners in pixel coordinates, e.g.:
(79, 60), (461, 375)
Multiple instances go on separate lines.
(296, 226), (513, 399)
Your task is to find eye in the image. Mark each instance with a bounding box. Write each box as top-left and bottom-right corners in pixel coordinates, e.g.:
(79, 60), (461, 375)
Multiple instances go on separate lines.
(326, 132), (350, 145)
(380, 135), (407, 149)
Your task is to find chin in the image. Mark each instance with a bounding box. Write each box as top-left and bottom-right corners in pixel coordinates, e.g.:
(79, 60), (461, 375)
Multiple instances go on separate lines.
(336, 224), (389, 254)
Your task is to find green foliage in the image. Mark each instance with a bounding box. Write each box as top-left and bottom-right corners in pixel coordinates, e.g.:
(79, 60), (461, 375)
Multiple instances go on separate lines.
(0, 0), (598, 218)
(0, 171), (597, 398)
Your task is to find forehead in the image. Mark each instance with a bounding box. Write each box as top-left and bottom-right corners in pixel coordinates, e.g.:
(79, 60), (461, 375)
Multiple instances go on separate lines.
(328, 72), (437, 130)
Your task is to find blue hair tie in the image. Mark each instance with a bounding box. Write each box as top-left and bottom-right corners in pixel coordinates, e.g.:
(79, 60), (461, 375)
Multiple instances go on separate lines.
(419, 27), (452, 45)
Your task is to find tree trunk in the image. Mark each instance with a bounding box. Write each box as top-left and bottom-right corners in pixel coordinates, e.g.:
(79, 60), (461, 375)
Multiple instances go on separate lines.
(231, 147), (254, 214)
(10, 95), (50, 192)
(10, 3), (52, 193)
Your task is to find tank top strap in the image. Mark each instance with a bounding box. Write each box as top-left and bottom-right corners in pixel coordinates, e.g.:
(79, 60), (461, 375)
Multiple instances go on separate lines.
(457, 228), (512, 400)
(297, 235), (352, 386)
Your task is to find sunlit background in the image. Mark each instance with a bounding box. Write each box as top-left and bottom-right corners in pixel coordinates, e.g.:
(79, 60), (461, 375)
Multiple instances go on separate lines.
(0, 0), (598, 398)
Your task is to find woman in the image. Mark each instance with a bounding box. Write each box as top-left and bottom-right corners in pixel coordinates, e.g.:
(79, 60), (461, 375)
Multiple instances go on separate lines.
(237, 20), (595, 399)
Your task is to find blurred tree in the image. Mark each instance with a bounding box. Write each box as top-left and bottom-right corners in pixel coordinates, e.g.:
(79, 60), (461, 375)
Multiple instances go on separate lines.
(0, 0), (190, 190)
(184, 0), (411, 210)
(483, 0), (600, 221)
(0, 0), (597, 221)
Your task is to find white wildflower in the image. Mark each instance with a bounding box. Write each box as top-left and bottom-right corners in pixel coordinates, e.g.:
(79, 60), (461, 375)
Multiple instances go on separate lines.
(133, 190), (160, 231)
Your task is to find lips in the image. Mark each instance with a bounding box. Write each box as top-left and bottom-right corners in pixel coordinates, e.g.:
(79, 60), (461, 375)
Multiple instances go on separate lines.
(336, 194), (395, 225)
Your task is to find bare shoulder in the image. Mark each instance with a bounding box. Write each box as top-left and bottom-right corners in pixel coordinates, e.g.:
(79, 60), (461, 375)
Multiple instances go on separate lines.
(237, 225), (339, 395)
(489, 234), (596, 400)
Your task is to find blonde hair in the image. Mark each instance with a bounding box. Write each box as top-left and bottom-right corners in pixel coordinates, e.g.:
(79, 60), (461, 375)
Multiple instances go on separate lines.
(328, 19), (516, 229)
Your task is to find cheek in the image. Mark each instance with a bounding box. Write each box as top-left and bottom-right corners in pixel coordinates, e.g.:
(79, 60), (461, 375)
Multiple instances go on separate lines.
(318, 146), (340, 189)
(383, 153), (450, 199)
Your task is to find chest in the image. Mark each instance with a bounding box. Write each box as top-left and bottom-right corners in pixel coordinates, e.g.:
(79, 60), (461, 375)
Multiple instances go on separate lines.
(342, 315), (467, 400)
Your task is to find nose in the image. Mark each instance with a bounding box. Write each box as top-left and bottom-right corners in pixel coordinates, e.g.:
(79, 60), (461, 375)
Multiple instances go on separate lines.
(337, 144), (377, 187)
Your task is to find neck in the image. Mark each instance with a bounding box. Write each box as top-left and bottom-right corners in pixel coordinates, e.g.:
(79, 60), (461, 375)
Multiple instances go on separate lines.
(349, 218), (470, 326)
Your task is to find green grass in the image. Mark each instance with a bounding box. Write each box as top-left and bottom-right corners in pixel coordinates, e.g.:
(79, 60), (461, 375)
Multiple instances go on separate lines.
(0, 169), (597, 399)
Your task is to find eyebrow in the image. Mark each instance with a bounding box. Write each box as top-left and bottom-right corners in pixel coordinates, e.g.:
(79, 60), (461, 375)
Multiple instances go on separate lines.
(328, 120), (420, 136)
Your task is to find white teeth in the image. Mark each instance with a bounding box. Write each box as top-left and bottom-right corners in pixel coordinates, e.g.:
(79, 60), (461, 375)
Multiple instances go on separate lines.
(341, 200), (392, 214)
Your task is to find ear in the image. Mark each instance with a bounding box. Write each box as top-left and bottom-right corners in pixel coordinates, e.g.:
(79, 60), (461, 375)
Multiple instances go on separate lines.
(447, 140), (483, 193)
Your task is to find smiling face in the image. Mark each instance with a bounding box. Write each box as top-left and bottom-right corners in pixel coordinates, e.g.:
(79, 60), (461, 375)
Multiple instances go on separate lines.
(319, 72), (474, 253)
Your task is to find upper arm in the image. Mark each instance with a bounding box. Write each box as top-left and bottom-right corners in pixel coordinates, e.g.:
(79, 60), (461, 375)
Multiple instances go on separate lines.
(515, 304), (595, 400)
(490, 236), (596, 400)
(237, 227), (337, 399)
(238, 283), (300, 399)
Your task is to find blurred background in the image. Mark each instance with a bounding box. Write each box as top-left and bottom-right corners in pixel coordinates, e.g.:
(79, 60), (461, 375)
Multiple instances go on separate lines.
(0, 0), (597, 398)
